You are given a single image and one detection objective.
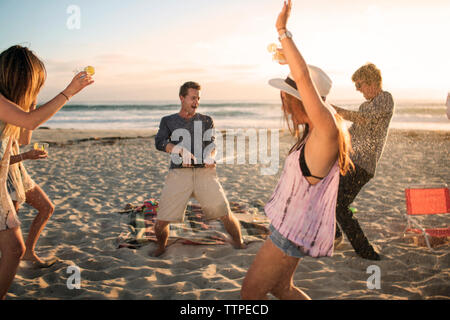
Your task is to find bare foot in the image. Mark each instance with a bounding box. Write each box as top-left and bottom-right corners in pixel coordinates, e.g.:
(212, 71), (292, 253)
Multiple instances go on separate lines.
(22, 251), (59, 268)
(232, 239), (248, 250)
(152, 246), (166, 257)
(22, 250), (46, 264)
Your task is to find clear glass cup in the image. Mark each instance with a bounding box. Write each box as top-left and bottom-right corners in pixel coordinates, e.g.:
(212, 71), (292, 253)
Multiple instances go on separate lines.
(267, 43), (286, 63)
(33, 142), (49, 152)
(73, 66), (95, 79)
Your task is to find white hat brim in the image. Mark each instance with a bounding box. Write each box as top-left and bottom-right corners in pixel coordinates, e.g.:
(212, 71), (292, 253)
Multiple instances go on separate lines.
(268, 78), (302, 101)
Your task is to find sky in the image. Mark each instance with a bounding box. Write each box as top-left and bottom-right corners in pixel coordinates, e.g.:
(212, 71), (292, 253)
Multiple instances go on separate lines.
(0, 0), (449, 103)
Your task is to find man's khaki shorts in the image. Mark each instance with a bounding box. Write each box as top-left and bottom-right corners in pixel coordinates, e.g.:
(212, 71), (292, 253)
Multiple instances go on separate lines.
(157, 167), (231, 223)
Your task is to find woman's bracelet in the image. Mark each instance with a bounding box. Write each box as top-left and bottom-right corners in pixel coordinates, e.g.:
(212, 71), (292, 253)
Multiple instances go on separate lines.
(60, 92), (70, 101)
(19, 154), (23, 161)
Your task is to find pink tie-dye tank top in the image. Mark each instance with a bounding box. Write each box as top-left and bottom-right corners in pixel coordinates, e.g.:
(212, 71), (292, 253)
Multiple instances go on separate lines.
(265, 143), (340, 257)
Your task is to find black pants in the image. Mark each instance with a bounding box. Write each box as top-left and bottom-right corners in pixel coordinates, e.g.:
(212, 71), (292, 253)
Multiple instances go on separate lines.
(335, 164), (374, 253)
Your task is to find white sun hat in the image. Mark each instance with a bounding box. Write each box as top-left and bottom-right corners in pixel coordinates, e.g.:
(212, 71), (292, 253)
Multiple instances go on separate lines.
(268, 65), (333, 100)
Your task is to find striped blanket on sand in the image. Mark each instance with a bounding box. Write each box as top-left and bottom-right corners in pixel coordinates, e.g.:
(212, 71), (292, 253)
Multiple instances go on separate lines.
(117, 200), (270, 249)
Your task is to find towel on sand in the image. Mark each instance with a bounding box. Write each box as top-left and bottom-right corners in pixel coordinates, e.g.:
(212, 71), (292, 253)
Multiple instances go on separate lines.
(117, 201), (270, 249)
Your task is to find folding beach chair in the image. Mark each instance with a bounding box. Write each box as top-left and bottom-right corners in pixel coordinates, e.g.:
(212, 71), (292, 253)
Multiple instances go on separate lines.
(404, 186), (450, 250)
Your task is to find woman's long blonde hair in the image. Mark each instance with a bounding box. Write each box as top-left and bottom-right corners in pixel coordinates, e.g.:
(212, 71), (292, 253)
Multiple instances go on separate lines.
(0, 45), (47, 138)
(281, 92), (354, 175)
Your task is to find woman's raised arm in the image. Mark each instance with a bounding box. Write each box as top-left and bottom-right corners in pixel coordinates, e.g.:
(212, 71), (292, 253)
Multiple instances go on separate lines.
(0, 71), (93, 130)
(276, 0), (338, 139)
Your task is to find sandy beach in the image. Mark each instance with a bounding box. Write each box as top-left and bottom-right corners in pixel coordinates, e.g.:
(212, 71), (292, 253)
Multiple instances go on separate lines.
(4, 128), (449, 300)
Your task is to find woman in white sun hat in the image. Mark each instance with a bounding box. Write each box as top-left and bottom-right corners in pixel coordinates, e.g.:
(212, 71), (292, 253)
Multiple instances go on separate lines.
(241, 0), (353, 300)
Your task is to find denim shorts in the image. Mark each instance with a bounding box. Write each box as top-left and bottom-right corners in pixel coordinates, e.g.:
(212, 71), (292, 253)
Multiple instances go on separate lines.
(269, 224), (306, 258)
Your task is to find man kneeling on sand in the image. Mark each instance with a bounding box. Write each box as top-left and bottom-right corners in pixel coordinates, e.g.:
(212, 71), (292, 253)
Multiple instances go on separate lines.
(152, 81), (246, 257)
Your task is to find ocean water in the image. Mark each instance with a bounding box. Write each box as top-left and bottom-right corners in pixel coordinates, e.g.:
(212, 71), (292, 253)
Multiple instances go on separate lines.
(42, 100), (450, 131)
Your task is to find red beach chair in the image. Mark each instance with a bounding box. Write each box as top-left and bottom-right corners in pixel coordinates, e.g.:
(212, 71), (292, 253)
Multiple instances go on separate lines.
(404, 186), (450, 250)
